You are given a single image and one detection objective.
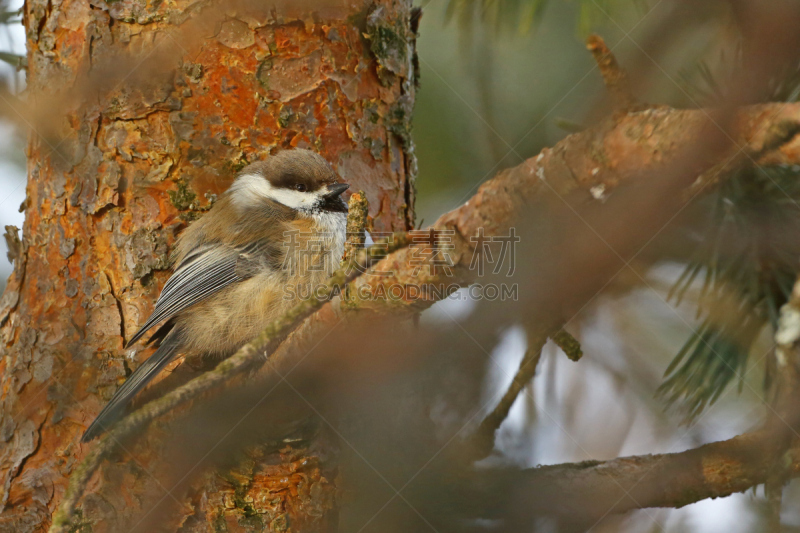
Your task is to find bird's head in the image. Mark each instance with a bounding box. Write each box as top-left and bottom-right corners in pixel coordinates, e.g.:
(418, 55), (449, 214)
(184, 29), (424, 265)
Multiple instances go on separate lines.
(230, 149), (349, 214)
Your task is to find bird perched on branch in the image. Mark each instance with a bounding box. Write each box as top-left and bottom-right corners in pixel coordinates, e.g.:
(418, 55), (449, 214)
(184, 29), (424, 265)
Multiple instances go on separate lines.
(82, 149), (349, 441)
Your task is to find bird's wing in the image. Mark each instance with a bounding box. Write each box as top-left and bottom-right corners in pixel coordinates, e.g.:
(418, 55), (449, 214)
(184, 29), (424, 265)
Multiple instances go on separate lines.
(82, 241), (285, 441)
(126, 241), (279, 347)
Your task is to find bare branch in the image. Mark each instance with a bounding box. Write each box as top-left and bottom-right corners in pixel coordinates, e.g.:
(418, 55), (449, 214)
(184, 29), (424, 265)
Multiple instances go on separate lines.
(486, 430), (800, 529)
(468, 325), (583, 460)
(469, 337), (546, 460)
(586, 34), (637, 110)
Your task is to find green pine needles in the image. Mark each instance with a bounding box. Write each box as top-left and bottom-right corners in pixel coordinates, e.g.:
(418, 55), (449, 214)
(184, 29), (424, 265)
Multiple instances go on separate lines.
(660, 165), (800, 420)
(444, 0), (548, 35)
(661, 46), (800, 421)
(0, 2), (23, 70)
(443, 0), (649, 36)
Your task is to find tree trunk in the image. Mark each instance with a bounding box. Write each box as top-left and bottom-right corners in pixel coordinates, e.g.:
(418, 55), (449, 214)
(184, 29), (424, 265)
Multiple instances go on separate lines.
(0, 1), (416, 531)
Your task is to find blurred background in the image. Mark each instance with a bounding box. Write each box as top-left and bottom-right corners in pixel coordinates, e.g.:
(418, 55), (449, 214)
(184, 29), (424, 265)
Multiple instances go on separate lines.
(0, 0), (24, 286)
(2, 0), (798, 531)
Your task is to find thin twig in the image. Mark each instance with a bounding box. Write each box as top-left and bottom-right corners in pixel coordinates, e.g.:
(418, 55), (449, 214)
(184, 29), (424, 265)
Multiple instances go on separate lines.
(469, 327), (583, 460)
(766, 477), (784, 533)
(551, 329), (583, 362)
(469, 328), (549, 460)
(586, 34), (637, 110)
(342, 191), (369, 305)
(685, 118), (800, 199)
(50, 232), (409, 533)
(342, 190), (369, 265)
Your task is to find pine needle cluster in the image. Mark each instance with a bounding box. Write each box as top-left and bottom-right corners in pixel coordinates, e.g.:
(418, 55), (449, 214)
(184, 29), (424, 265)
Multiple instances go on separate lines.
(660, 166), (800, 419)
(661, 48), (800, 420)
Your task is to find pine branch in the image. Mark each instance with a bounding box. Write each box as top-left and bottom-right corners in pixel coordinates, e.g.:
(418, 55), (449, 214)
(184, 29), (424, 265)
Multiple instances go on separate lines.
(347, 102), (800, 316)
(661, 42), (800, 420)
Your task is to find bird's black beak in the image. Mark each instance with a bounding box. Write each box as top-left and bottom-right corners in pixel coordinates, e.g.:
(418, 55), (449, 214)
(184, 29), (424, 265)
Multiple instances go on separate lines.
(324, 183), (349, 198)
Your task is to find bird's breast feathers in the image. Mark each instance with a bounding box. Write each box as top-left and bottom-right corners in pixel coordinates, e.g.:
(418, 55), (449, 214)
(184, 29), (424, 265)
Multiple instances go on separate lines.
(173, 210), (346, 357)
(311, 210), (348, 267)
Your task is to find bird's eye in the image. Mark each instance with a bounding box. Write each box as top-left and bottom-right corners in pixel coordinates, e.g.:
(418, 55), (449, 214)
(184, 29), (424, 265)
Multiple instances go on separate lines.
(295, 183), (307, 192)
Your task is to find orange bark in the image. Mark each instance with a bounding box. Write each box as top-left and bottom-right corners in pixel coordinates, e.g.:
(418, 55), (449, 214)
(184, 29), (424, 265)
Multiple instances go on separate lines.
(0, 1), (416, 531)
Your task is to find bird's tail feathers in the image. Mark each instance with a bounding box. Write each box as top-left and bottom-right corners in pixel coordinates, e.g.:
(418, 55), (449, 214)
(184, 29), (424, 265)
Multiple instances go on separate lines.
(82, 332), (182, 442)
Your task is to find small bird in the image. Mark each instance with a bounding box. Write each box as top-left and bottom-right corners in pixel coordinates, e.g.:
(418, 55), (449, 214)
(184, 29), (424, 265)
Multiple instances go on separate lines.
(82, 149), (349, 441)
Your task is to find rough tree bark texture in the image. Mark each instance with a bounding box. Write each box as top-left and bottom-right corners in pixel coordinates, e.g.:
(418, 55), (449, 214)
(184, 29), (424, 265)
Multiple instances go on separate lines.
(0, 1), (417, 531)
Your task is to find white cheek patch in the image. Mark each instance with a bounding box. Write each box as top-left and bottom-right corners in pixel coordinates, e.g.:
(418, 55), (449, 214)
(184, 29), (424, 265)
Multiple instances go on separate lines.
(230, 174), (322, 211)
